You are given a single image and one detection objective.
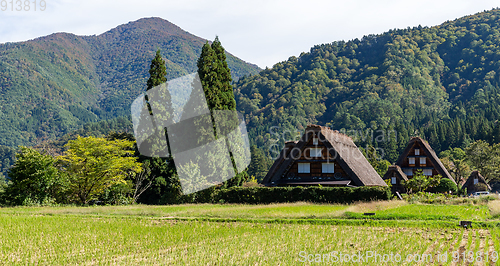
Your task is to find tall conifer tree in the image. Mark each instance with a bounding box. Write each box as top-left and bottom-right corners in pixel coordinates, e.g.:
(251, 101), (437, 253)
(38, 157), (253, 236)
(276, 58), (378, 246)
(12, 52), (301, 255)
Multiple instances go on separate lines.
(195, 37), (247, 187)
(147, 49), (168, 91)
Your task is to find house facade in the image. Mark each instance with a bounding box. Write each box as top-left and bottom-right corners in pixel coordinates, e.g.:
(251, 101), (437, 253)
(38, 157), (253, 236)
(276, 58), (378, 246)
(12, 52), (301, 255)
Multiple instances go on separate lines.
(262, 125), (387, 187)
(462, 171), (491, 194)
(386, 137), (455, 193)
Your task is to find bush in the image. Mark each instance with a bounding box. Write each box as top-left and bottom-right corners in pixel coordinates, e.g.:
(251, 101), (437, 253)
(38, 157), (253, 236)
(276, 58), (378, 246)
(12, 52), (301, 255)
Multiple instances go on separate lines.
(177, 186), (391, 204)
(474, 183), (489, 192)
(433, 178), (458, 194)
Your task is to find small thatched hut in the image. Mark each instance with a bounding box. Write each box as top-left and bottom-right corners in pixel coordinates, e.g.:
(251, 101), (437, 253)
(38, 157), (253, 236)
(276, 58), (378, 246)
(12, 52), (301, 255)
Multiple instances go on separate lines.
(462, 171), (491, 194)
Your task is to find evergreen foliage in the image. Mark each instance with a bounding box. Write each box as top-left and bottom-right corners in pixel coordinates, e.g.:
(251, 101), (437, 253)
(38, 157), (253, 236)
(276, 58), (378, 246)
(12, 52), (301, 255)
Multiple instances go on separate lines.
(234, 9), (500, 173)
(147, 50), (168, 91)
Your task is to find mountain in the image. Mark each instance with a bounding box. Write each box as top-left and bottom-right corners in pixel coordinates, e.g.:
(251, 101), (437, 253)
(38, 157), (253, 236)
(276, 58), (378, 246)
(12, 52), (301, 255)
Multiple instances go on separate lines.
(0, 17), (260, 148)
(234, 8), (500, 163)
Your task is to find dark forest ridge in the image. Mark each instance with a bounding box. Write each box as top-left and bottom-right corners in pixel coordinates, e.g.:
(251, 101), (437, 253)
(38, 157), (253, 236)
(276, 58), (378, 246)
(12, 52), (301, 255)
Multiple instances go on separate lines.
(234, 8), (500, 165)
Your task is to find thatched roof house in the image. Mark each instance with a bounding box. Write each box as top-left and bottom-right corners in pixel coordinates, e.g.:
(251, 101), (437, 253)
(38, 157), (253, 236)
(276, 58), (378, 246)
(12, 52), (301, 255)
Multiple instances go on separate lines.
(462, 171), (491, 194)
(262, 125), (387, 187)
(382, 165), (408, 194)
(394, 137), (455, 183)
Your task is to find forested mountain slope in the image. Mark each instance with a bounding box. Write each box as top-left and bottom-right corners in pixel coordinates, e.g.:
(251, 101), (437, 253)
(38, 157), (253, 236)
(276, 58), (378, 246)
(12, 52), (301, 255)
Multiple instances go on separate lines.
(0, 17), (260, 148)
(234, 8), (500, 162)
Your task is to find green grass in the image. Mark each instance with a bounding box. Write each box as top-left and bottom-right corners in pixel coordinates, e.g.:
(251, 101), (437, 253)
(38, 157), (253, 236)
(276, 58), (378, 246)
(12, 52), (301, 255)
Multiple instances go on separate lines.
(345, 204), (491, 221)
(1, 202), (500, 265)
(0, 215), (483, 265)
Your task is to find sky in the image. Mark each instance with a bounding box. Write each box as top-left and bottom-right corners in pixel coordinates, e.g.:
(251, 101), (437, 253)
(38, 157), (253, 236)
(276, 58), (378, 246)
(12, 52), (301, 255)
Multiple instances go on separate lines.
(0, 0), (499, 68)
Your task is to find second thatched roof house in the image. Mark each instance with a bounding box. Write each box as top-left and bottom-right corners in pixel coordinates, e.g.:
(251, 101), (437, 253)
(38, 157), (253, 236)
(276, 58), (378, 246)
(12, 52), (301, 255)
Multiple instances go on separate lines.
(262, 125), (387, 187)
(384, 137), (456, 193)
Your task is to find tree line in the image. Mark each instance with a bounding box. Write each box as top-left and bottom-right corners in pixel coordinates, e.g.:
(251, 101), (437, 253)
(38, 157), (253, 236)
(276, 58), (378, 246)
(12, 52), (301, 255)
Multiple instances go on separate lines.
(0, 38), (255, 206)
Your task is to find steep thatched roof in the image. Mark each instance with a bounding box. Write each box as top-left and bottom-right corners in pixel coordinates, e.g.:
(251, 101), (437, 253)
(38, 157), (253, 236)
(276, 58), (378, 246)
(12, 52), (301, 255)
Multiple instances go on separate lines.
(262, 125), (387, 186)
(462, 171), (491, 191)
(383, 165), (408, 181)
(395, 137), (455, 184)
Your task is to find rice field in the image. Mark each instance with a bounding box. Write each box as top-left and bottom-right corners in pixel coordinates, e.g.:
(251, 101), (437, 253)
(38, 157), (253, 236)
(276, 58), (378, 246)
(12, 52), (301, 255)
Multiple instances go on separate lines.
(1, 201), (500, 265)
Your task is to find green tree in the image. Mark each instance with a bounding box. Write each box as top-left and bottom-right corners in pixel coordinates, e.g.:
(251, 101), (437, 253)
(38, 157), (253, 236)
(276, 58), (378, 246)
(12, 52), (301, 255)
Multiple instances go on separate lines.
(439, 147), (470, 184)
(5, 146), (61, 205)
(210, 36), (236, 111)
(403, 170), (441, 193)
(198, 38), (236, 112)
(247, 145), (272, 182)
(433, 178), (458, 194)
(59, 136), (142, 204)
(361, 145), (391, 177)
(194, 37), (243, 189)
(147, 49), (167, 91)
(465, 140), (500, 183)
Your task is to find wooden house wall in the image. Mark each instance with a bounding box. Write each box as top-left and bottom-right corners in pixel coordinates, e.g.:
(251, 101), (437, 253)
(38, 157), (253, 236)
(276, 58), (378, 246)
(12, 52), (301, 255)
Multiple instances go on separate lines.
(399, 142), (439, 177)
(385, 171), (406, 194)
(281, 132), (350, 181)
(465, 179), (488, 193)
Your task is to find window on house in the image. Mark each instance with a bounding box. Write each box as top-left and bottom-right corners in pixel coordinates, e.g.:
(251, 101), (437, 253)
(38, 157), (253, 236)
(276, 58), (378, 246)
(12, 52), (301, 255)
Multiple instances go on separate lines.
(415, 149), (420, 155)
(408, 157), (415, 165)
(310, 148), (322, 158)
(313, 137), (318, 145)
(391, 177), (397, 185)
(423, 169), (433, 176)
(322, 163), (335, 173)
(420, 157), (426, 165)
(404, 169), (413, 176)
(474, 178), (478, 185)
(298, 163), (310, 173)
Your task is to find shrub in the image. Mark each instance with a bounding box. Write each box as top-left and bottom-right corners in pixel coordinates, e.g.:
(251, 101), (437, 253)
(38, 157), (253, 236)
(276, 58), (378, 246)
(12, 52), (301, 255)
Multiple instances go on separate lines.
(474, 183), (489, 192)
(182, 186), (391, 204)
(433, 178), (458, 194)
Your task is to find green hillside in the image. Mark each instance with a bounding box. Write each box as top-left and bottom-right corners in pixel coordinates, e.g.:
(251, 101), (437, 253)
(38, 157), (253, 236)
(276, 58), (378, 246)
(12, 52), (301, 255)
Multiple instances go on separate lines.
(0, 17), (260, 148)
(234, 8), (500, 162)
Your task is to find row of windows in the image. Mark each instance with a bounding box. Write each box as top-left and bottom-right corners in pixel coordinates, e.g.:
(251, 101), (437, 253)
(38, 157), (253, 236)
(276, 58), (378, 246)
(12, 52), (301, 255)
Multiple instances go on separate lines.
(408, 157), (426, 165)
(403, 169), (433, 176)
(298, 163), (335, 173)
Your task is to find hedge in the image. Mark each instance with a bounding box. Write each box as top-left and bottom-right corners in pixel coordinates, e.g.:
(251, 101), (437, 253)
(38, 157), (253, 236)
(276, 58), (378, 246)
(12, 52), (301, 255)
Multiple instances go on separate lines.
(179, 186), (391, 204)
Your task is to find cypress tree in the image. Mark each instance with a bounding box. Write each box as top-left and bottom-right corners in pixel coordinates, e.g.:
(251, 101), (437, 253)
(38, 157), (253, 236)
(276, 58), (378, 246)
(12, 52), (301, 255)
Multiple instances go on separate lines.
(197, 42), (219, 110)
(195, 37), (247, 187)
(137, 49), (180, 203)
(211, 36), (236, 111)
(147, 49), (168, 91)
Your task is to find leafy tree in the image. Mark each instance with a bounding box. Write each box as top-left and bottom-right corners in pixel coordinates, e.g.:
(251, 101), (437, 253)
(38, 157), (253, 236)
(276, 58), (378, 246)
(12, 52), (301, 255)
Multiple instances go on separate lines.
(59, 136), (142, 204)
(361, 145), (391, 177)
(136, 157), (181, 204)
(403, 170), (441, 193)
(465, 140), (500, 183)
(439, 147), (470, 184)
(4, 147), (61, 205)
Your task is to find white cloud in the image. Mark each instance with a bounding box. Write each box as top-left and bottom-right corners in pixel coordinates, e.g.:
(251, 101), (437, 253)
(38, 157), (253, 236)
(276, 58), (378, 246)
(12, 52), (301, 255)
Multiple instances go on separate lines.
(0, 0), (498, 68)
